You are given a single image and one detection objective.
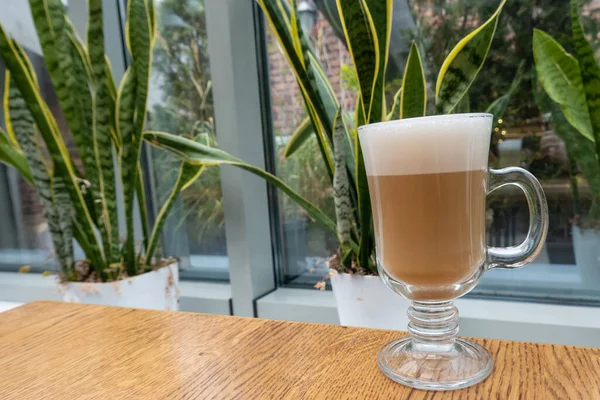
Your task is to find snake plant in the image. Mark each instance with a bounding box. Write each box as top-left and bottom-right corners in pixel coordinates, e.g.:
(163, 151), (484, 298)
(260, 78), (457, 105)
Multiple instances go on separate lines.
(0, 0), (206, 282)
(146, 0), (507, 274)
(533, 0), (600, 221)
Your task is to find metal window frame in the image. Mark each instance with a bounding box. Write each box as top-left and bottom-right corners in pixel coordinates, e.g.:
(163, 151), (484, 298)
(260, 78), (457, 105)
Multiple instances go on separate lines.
(204, 0), (277, 317)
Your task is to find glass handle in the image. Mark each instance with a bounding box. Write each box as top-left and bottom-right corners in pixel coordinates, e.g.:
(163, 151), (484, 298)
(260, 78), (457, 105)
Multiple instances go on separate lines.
(486, 167), (549, 270)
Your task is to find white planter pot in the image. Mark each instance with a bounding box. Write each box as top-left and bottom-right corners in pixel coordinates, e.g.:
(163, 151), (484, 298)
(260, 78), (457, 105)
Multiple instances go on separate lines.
(60, 262), (179, 311)
(572, 226), (600, 289)
(330, 272), (409, 330)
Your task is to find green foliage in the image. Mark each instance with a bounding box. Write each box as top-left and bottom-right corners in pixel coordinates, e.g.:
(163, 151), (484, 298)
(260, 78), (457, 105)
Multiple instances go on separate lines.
(202, 0), (504, 273)
(533, 29), (592, 141)
(534, 0), (600, 220)
(410, 0), (600, 128)
(0, 127), (32, 183)
(0, 0), (206, 281)
(436, 0), (506, 113)
(400, 42), (426, 119)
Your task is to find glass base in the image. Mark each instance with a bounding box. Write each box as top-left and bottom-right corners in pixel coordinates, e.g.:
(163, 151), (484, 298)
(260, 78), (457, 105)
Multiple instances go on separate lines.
(378, 337), (493, 391)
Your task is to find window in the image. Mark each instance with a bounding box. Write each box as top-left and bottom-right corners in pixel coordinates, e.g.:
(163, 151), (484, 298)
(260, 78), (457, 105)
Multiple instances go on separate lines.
(0, 0), (229, 280)
(263, 0), (600, 304)
(265, 6), (348, 287)
(145, 0), (228, 280)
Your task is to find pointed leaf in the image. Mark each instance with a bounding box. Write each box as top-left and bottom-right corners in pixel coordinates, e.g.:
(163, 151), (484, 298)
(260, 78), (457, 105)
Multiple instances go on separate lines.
(533, 29), (593, 141)
(6, 76), (73, 275)
(144, 131), (339, 236)
(336, 0), (379, 123)
(258, 0), (338, 167)
(534, 82), (600, 200)
(386, 86), (401, 121)
(87, 0), (119, 262)
(284, 116), (313, 158)
(355, 129), (373, 271)
(436, 0), (506, 113)
(51, 174), (74, 274)
(0, 23), (104, 269)
(333, 115), (353, 250)
(146, 163), (206, 264)
(0, 127), (33, 183)
(400, 42), (426, 119)
(28, 0), (95, 180)
(122, 0), (154, 272)
(363, 0), (392, 123)
(571, 0), (600, 146)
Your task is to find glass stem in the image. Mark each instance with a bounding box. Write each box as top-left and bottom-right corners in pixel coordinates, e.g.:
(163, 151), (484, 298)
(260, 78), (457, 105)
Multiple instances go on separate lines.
(408, 301), (459, 351)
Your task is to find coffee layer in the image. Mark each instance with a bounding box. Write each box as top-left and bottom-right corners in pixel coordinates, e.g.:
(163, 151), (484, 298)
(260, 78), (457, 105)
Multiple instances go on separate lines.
(368, 170), (487, 293)
(358, 114), (492, 176)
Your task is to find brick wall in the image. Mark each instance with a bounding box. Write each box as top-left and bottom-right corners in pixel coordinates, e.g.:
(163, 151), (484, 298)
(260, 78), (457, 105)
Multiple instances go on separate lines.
(267, 13), (356, 137)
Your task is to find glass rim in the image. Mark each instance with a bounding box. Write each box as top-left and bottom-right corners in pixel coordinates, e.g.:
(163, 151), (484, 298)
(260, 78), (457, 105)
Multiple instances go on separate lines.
(357, 112), (493, 133)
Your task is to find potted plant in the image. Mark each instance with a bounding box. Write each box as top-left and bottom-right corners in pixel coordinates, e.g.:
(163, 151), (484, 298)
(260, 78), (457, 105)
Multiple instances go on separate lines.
(144, 0), (507, 328)
(533, 0), (600, 289)
(0, 0), (208, 310)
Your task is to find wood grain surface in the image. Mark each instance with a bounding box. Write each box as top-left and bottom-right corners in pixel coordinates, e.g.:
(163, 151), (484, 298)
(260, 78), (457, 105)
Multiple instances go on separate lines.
(0, 301), (599, 399)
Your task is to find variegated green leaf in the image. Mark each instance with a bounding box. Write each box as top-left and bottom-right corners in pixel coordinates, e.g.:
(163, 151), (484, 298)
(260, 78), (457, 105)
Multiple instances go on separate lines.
(571, 0), (600, 146)
(534, 80), (600, 217)
(386, 86), (401, 121)
(63, 29), (113, 262)
(354, 128), (373, 271)
(30, 4), (108, 264)
(0, 127), (33, 183)
(336, 0), (379, 123)
(5, 75), (73, 275)
(333, 114), (352, 250)
(136, 165), (150, 255)
(87, 0), (119, 263)
(400, 42), (426, 119)
(28, 0), (95, 180)
(0, 23), (104, 270)
(146, 163), (206, 265)
(122, 0), (153, 273)
(352, 95), (373, 270)
(289, 0), (304, 65)
(51, 174), (74, 276)
(284, 116), (313, 158)
(363, 0), (392, 123)
(436, 0), (506, 113)
(341, 111), (356, 185)
(533, 29), (593, 141)
(144, 131), (340, 238)
(258, 0), (338, 174)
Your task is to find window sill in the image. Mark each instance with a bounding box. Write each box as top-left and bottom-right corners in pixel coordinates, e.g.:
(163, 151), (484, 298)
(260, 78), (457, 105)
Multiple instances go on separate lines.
(0, 272), (232, 315)
(256, 288), (600, 348)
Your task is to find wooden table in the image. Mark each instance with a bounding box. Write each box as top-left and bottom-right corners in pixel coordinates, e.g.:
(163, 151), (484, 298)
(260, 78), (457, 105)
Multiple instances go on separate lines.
(0, 302), (599, 399)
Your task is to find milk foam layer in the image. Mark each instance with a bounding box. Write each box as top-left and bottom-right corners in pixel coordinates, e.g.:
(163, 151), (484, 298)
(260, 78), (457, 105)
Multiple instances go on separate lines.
(358, 114), (492, 176)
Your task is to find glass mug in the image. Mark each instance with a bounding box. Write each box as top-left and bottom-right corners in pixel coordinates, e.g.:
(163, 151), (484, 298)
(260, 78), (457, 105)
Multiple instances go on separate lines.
(358, 113), (548, 391)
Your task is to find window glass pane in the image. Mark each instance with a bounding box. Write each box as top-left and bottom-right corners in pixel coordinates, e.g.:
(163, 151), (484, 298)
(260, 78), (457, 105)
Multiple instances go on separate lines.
(265, 0), (600, 303)
(147, 0), (228, 280)
(0, 2), (84, 272)
(266, 8), (350, 287)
